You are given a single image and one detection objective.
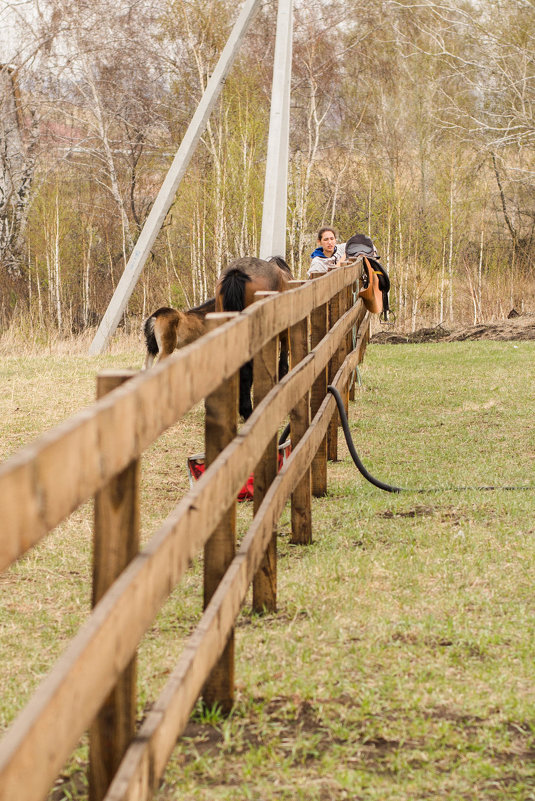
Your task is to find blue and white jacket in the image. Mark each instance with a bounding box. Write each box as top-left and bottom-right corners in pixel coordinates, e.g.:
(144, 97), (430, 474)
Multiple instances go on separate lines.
(307, 243), (346, 277)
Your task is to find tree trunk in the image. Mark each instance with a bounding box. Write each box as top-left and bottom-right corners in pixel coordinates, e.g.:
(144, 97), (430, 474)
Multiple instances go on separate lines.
(448, 167), (454, 323)
(0, 66), (36, 275)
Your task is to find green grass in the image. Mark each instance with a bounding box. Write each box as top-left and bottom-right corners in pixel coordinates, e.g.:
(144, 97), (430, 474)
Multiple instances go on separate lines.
(1, 338), (535, 800)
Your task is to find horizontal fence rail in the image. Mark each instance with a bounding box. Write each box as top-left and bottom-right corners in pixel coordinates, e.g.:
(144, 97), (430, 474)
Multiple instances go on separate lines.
(103, 315), (371, 801)
(0, 261), (361, 573)
(0, 262), (372, 801)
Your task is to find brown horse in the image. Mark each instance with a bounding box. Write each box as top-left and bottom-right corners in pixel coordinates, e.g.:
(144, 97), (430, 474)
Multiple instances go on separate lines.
(143, 297), (215, 369)
(143, 256), (292, 419)
(215, 256), (292, 311)
(215, 256), (293, 419)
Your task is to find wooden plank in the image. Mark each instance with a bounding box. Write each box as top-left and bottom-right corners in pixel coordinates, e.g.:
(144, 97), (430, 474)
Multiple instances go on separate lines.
(90, 371), (139, 801)
(309, 275), (328, 496)
(1, 265), (363, 574)
(203, 315), (239, 713)
(305, 261), (361, 309)
(0, 284), (367, 801)
(0, 316), (246, 573)
(339, 287), (350, 419)
(349, 300), (367, 398)
(348, 282), (358, 402)
(252, 294), (279, 613)
(358, 315), (371, 363)
(289, 285), (311, 545)
(102, 330), (363, 801)
(327, 276), (341, 462)
(252, 337), (279, 612)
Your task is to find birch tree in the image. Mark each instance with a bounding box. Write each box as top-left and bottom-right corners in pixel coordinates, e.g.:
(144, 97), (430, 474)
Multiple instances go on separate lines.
(0, 64), (39, 277)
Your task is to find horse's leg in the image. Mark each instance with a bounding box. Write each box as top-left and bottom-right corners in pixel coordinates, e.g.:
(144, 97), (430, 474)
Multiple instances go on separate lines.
(156, 314), (180, 360)
(239, 360), (254, 420)
(277, 274), (291, 380)
(278, 329), (289, 379)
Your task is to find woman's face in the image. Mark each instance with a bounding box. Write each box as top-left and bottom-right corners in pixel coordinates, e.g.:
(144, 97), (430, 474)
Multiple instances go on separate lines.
(319, 230), (336, 257)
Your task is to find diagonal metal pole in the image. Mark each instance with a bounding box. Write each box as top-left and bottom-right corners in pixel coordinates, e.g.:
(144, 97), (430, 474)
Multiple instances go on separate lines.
(89, 0), (263, 355)
(259, 0), (293, 261)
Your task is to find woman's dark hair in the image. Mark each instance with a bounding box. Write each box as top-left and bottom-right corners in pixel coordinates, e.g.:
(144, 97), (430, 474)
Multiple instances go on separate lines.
(317, 227), (337, 241)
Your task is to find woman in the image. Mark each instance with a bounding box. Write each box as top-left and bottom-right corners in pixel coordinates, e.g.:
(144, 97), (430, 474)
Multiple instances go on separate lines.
(307, 229), (378, 278)
(307, 227), (347, 277)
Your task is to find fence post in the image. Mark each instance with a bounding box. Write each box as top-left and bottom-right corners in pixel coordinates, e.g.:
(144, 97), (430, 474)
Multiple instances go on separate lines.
(348, 281), (359, 401)
(252, 292), (279, 612)
(202, 313), (239, 713)
(309, 273), (328, 496)
(288, 281), (312, 544)
(358, 313), (371, 363)
(339, 277), (350, 420)
(327, 269), (341, 461)
(90, 369), (138, 801)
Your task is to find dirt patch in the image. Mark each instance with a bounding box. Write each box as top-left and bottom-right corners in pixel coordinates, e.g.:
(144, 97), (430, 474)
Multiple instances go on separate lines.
(370, 313), (535, 344)
(377, 505), (435, 519)
(176, 697), (535, 776)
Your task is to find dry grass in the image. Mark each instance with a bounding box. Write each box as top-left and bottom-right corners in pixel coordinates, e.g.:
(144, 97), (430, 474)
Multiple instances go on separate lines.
(1, 334), (534, 800)
(0, 318), (144, 358)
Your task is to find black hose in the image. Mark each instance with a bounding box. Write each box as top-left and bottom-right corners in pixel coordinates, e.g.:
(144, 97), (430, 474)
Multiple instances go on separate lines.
(278, 422), (291, 446)
(327, 385), (534, 494)
(328, 385), (403, 492)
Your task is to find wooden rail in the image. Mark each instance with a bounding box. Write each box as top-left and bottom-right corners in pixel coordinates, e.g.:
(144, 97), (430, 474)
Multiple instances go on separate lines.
(0, 261), (371, 801)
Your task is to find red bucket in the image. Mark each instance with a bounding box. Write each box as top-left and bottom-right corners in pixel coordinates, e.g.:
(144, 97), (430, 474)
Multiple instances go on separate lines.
(187, 437), (291, 502)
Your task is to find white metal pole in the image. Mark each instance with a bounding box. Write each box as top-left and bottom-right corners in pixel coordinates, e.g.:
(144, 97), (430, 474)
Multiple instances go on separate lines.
(258, 0), (293, 261)
(89, 0), (263, 355)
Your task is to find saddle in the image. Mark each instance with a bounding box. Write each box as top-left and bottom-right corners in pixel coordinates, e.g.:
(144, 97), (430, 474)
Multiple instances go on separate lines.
(358, 257), (391, 320)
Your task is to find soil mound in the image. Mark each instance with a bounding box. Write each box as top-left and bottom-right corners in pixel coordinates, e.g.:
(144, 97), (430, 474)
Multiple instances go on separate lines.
(370, 314), (535, 344)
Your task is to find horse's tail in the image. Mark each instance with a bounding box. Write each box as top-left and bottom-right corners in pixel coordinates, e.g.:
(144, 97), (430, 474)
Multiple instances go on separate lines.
(219, 269), (251, 311)
(143, 314), (159, 364)
(143, 307), (177, 368)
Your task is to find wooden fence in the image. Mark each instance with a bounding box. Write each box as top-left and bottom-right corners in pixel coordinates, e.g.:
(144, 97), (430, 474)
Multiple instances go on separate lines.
(0, 262), (371, 801)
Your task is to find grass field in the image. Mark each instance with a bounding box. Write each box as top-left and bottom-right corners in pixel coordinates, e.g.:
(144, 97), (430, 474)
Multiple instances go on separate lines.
(1, 336), (534, 800)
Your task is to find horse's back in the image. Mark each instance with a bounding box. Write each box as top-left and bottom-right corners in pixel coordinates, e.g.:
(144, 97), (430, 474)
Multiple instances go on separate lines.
(219, 256), (291, 292)
(144, 306), (180, 343)
(268, 255), (293, 277)
(188, 297), (216, 317)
